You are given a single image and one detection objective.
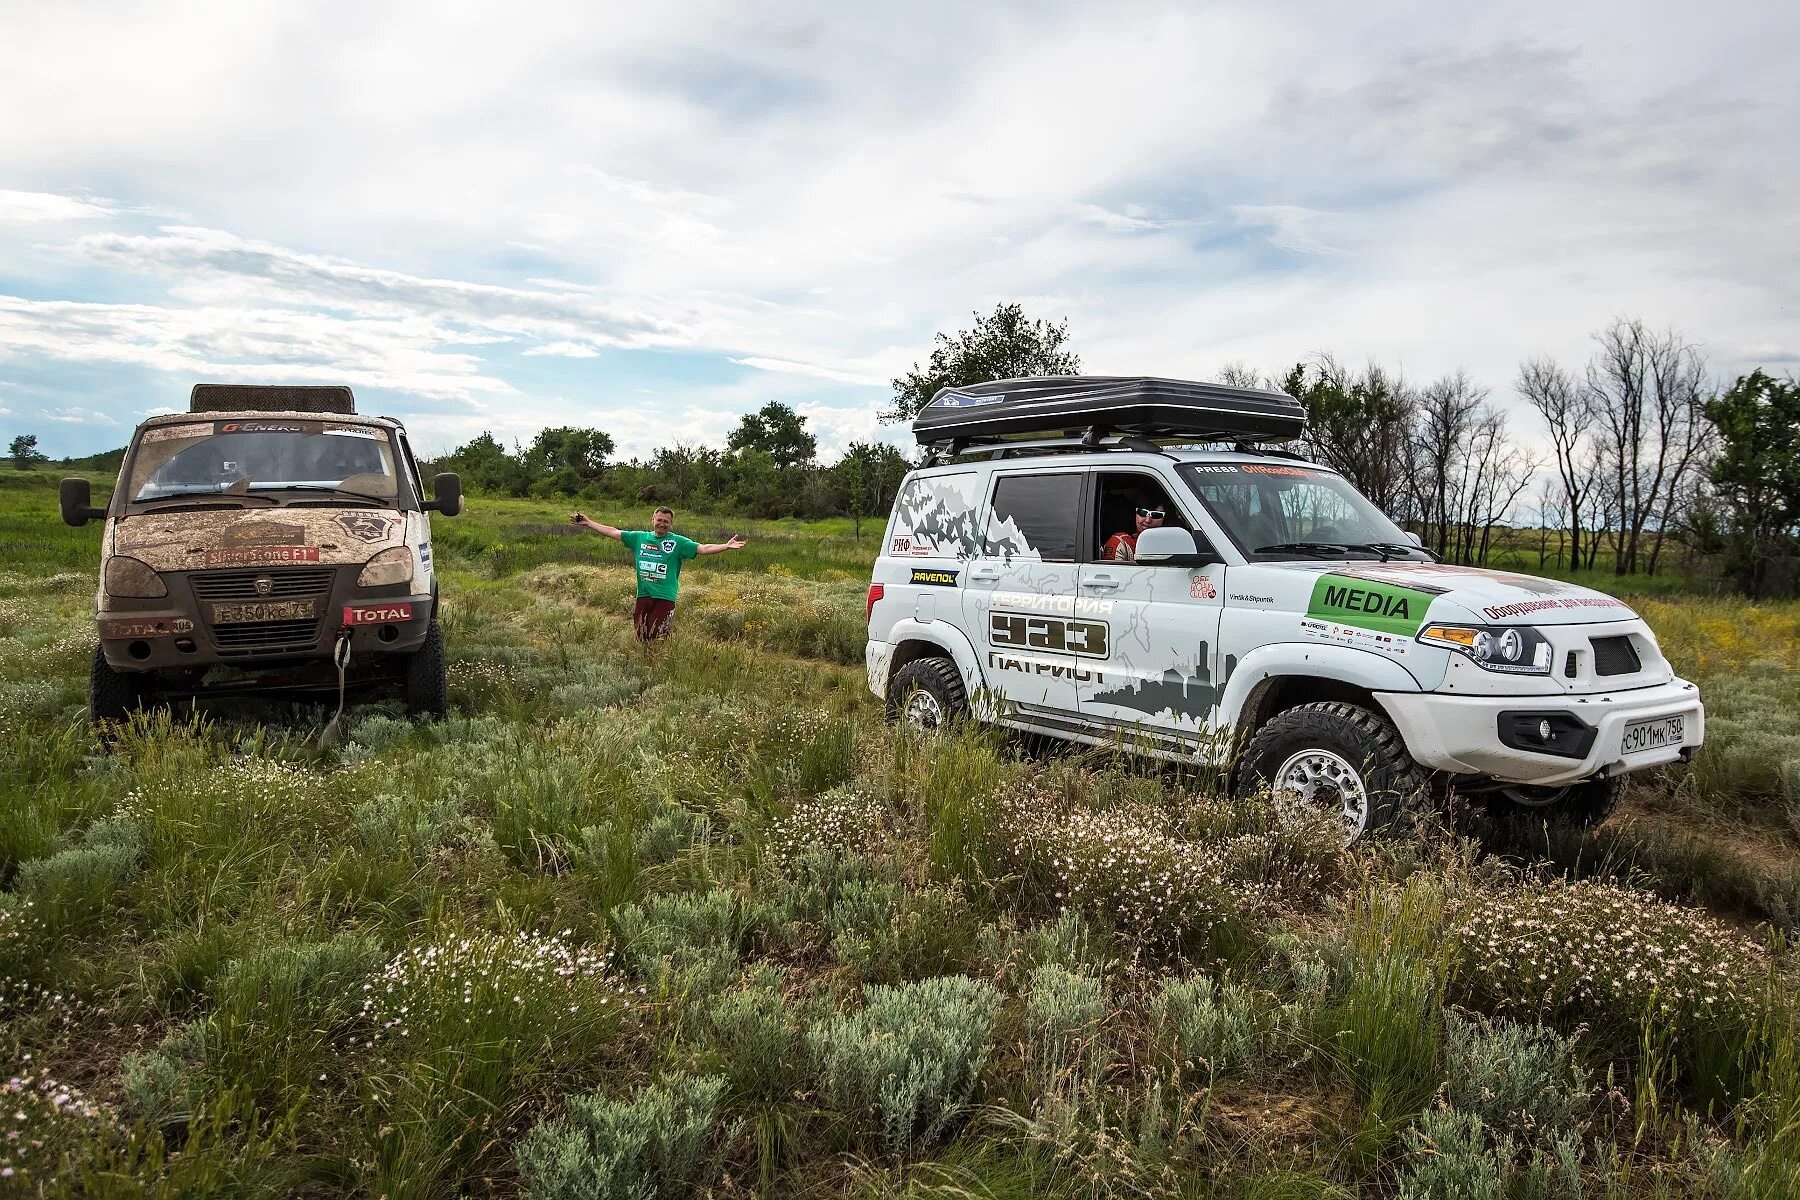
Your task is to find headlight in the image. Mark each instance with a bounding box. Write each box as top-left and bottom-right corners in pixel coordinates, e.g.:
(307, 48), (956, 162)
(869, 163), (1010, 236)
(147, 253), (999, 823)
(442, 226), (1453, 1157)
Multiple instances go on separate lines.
(356, 547), (415, 588)
(1418, 622), (1553, 675)
(104, 556), (167, 598)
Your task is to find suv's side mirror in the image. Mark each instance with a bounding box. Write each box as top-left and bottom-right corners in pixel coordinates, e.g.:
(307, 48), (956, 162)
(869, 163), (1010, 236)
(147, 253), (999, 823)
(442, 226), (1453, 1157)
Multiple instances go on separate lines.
(422, 472), (462, 516)
(1134, 526), (1219, 567)
(1404, 530), (1423, 547)
(60, 478), (106, 527)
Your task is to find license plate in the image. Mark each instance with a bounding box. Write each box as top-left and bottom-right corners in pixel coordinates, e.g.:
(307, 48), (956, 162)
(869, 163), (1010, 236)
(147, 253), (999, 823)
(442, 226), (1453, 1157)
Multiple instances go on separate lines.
(210, 599), (316, 624)
(1621, 714), (1686, 756)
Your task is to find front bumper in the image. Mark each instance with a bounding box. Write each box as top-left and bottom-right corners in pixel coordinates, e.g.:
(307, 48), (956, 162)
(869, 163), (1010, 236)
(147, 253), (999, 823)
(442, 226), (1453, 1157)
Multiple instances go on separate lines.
(1379, 677), (1705, 786)
(99, 567), (432, 672)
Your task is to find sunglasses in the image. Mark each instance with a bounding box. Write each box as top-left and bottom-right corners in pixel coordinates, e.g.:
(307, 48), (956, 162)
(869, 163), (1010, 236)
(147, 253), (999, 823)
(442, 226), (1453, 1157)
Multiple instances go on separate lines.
(1135, 507), (1166, 520)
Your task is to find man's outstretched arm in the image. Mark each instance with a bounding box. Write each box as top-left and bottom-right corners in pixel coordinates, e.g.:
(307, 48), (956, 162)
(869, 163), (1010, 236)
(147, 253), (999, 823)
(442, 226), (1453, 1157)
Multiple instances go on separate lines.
(696, 534), (748, 555)
(570, 512), (625, 541)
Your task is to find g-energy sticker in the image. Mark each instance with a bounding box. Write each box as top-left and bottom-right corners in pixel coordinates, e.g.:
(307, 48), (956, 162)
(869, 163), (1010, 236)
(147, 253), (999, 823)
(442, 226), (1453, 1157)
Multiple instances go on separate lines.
(910, 568), (959, 586)
(1307, 574), (1436, 637)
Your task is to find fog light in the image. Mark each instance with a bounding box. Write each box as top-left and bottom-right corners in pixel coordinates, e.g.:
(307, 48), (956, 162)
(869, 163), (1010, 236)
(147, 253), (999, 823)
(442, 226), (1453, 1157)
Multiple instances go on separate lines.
(1537, 718), (1553, 741)
(127, 640), (151, 660)
(377, 623), (400, 643)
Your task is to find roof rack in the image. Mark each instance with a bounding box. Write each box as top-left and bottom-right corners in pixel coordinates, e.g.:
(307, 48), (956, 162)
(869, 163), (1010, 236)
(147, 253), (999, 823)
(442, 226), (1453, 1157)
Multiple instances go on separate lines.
(913, 374), (1306, 450)
(189, 384), (357, 415)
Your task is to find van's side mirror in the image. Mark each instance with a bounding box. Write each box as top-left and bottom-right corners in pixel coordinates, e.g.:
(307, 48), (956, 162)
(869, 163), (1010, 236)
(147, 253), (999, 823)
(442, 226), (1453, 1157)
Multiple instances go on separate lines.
(60, 478), (105, 527)
(1405, 530), (1423, 547)
(1134, 526), (1219, 567)
(422, 472), (462, 516)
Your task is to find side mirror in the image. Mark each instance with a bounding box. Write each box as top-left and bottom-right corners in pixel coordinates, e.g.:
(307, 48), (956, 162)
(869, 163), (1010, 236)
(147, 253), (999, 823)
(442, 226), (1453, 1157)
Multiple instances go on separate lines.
(60, 478), (106, 527)
(1134, 526), (1219, 567)
(422, 472), (462, 516)
(1405, 530), (1423, 547)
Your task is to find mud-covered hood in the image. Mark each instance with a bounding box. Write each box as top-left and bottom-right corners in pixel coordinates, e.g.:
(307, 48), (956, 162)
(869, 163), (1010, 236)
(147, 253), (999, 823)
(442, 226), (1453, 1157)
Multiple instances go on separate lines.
(110, 508), (408, 571)
(1266, 561), (1639, 627)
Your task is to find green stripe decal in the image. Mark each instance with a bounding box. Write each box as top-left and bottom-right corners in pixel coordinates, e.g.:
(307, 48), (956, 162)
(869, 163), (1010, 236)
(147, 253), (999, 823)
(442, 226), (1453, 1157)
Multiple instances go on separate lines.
(1306, 574), (1435, 636)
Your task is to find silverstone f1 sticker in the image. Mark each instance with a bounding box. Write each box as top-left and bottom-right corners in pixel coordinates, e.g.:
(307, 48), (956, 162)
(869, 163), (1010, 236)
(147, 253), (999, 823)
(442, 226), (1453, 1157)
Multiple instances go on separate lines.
(910, 568), (959, 586)
(203, 545), (322, 566)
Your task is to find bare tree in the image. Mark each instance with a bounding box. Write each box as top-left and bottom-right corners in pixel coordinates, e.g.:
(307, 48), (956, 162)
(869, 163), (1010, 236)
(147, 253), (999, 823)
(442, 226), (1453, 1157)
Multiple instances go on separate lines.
(1408, 371), (1485, 559)
(1518, 356), (1597, 572)
(1284, 355), (1419, 522)
(1215, 361), (1264, 389)
(1585, 319), (1708, 575)
(1464, 406), (1540, 565)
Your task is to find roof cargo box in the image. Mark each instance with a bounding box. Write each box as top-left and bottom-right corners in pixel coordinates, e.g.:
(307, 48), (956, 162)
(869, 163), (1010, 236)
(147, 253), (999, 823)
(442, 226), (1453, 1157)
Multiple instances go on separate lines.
(912, 375), (1305, 448)
(189, 384), (357, 415)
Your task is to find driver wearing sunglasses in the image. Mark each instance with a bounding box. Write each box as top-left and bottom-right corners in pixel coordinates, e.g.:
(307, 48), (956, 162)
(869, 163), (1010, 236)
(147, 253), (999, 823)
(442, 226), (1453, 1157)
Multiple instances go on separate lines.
(1101, 504), (1166, 561)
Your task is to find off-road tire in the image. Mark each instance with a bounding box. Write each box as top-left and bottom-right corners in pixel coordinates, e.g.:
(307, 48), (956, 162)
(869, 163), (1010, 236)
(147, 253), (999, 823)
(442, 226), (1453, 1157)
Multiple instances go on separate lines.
(1233, 700), (1432, 843)
(90, 646), (149, 725)
(403, 620), (449, 720)
(1487, 775), (1624, 828)
(886, 656), (968, 731)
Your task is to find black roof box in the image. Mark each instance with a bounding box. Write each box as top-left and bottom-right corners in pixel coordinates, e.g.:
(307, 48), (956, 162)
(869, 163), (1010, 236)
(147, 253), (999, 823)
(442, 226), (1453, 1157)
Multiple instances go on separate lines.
(912, 375), (1305, 448)
(189, 384), (357, 415)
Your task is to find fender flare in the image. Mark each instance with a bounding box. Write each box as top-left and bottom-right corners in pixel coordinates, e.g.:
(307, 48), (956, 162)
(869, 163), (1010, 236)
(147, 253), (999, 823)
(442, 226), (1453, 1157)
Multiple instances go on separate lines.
(877, 619), (997, 720)
(1218, 641), (1423, 738)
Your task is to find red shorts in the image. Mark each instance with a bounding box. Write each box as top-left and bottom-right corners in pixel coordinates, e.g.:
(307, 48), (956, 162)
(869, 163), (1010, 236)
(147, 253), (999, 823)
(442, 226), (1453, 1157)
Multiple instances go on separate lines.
(632, 596), (676, 641)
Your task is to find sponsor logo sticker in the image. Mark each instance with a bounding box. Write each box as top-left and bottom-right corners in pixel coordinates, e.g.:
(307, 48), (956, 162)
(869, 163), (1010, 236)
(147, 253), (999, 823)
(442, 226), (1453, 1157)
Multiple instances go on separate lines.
(1480, 596), (1633, 621)
(931, 390), (1006, 408)
(202, 545), (322, 566)
(343, 602), (414, 626)
(220, 522), (305, 547)
(1189, 575), (1217, 600)
(890, 535), (913, 554)
(139, 423), (211, 443)
(910, 567), (959, 587)
(101, 617), (194, 639)
(216, 420), (308, 434)
(1306, 574), (1436, 637)
(660, 538), (678, 553)
(336, 512), (400, 543)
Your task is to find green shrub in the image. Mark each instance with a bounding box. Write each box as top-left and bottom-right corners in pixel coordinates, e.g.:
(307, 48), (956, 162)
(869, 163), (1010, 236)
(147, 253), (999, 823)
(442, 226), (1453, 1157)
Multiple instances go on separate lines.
(515, 1072), (729, 1200)
(1027, 964), (1106, 1091)
(1022, 909), (1111, 976)
(12, 817), (143, 937)
(122, 1021), (207, 1128)
(702, 969), (806, 1100)
(1396, 1107), (1584, 1200)
(612, 888), (760, 993)
(1440, 1012), (1589, 1144)
(809, 975), (999, 1153)
(1159, 972), (1272, 1078)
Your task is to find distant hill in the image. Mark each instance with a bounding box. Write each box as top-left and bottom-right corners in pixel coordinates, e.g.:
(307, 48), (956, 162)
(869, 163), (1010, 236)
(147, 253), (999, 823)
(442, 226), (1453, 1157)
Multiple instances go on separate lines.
(57, 447), (126, 473)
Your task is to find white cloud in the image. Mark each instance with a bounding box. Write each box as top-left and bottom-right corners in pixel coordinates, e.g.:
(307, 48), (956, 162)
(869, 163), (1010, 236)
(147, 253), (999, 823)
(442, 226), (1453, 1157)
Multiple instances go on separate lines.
(731, 356), (886, 387)
(523, 342), (602, 358)
(0, 189), (115, 222)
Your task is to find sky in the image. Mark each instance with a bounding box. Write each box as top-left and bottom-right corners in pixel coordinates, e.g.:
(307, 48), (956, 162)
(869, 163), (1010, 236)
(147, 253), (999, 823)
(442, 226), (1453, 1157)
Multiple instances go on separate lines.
(1, 0), (1795, 463)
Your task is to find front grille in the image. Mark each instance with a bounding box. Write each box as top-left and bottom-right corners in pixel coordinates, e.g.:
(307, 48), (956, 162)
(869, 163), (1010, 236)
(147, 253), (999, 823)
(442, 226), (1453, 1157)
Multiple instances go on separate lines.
(192, 568), (335, 601)
(213, 618), (321, 655)
(1591, 635), (1642, 677)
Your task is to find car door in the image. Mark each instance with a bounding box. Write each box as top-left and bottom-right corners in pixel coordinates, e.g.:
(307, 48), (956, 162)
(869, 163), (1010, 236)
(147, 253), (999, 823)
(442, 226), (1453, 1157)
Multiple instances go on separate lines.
(1077, 469), (1229, 758)
(963, 468), (1089, 720)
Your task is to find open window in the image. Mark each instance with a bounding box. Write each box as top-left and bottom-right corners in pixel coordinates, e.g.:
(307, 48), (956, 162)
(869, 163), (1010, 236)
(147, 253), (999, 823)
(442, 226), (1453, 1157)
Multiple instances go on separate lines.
(1091, 472), (1201, 562)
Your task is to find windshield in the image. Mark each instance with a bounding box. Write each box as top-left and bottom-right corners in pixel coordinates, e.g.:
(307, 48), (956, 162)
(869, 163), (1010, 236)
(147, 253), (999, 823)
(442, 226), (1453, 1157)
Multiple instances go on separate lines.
(1177, 462), (1425, 561)
(125, 420), (404, 507)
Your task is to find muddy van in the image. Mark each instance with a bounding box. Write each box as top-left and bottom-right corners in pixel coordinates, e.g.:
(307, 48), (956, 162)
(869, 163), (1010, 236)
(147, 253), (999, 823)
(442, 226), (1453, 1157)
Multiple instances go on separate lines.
(62, 384), (462, 722)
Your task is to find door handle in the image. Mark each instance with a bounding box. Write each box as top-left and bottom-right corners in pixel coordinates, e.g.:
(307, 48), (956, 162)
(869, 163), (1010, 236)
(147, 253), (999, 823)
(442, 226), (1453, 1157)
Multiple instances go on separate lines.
(1083, 575), (1119, 590)
(970, 565), (1003, 582)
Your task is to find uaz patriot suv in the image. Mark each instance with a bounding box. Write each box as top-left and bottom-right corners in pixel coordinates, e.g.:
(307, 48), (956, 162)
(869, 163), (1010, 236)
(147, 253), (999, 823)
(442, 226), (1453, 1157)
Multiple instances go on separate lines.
(865, 376), (1704, 839)
(62, 384), (462, 723)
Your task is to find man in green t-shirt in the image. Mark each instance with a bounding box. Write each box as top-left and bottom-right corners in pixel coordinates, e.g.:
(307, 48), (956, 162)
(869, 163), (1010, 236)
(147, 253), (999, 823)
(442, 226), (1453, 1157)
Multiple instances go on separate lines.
(570, 505), (748, 640)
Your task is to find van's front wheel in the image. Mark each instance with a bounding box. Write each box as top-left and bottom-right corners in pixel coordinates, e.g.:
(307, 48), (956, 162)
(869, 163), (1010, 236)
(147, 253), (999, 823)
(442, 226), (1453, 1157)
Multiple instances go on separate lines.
(403, 621), (449, 720)
(90, 646), (150, 725)
(1234, 701), (1430, 844)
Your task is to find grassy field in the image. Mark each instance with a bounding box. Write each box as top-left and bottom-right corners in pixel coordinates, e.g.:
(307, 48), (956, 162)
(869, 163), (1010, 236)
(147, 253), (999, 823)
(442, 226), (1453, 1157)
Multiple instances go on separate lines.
(3, 467), (1800, 1197)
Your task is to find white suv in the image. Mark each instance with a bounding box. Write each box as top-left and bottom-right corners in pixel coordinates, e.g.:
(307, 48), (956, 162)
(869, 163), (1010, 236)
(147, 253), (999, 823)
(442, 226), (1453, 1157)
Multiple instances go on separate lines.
(864, 376), (1704, 839)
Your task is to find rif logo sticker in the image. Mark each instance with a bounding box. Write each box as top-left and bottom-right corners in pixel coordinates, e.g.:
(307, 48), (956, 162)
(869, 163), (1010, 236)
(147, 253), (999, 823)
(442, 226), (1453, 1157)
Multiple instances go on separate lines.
(336, 512), (400, 543)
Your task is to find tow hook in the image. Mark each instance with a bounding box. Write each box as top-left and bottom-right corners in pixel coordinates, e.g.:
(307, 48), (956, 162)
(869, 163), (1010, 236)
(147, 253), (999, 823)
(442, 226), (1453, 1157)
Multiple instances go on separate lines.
(318, 627), (354, 745)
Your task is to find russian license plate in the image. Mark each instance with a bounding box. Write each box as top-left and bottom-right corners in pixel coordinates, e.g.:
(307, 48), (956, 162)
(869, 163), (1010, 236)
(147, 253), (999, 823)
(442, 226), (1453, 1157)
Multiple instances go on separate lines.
(210, 599), (316, 624)
(1621, 714), (1686, 757)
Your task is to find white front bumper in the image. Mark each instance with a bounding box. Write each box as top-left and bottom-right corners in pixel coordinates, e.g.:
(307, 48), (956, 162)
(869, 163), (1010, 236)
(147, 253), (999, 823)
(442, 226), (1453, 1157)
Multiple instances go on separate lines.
(1379, 678), (1705, 786)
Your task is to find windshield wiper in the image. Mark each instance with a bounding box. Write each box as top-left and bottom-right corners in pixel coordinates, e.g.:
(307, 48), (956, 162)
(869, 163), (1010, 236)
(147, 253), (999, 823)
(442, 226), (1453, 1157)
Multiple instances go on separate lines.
(266, 484), (396, 507)
(136, 490), (279, 510)
(1340, 541), (1436, 563)
(1254, 541), (1349, 558)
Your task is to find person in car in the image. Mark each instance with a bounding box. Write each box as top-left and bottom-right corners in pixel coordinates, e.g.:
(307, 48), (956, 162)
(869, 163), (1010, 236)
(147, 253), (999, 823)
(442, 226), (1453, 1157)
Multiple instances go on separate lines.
(570, 505), (747, 640)
(1102, 504), (1166, 561)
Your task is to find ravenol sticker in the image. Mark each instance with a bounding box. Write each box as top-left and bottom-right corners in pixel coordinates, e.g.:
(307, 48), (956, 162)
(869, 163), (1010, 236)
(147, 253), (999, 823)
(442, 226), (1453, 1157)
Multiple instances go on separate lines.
(1306, 574), (1435, 637)
(910, 567), (959, 587)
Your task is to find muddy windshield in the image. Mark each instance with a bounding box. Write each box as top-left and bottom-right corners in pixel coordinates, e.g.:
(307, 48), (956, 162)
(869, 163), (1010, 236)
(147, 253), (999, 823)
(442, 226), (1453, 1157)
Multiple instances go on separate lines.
(125, 420), (404, 507)
(1177, 462), (1427, 562)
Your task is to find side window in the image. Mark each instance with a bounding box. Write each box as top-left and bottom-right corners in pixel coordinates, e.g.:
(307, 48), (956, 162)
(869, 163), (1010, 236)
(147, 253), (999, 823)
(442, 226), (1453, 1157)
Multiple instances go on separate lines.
(396, 432), (427, 508)
(1092, 471), (1191, 560)
(984, 472), (1080, 561)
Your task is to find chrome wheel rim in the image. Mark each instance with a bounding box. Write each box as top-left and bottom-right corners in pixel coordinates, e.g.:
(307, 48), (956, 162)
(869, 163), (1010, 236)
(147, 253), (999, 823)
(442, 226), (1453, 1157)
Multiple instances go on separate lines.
(902, 689), (943, 729)
(1272, 748), (1370, 840)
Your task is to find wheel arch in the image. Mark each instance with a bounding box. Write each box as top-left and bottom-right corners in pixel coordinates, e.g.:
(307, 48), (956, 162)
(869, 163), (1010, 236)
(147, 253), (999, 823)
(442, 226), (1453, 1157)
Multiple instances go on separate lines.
(1220, 643), (1422, 756)
(877, 618), (993, 719)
